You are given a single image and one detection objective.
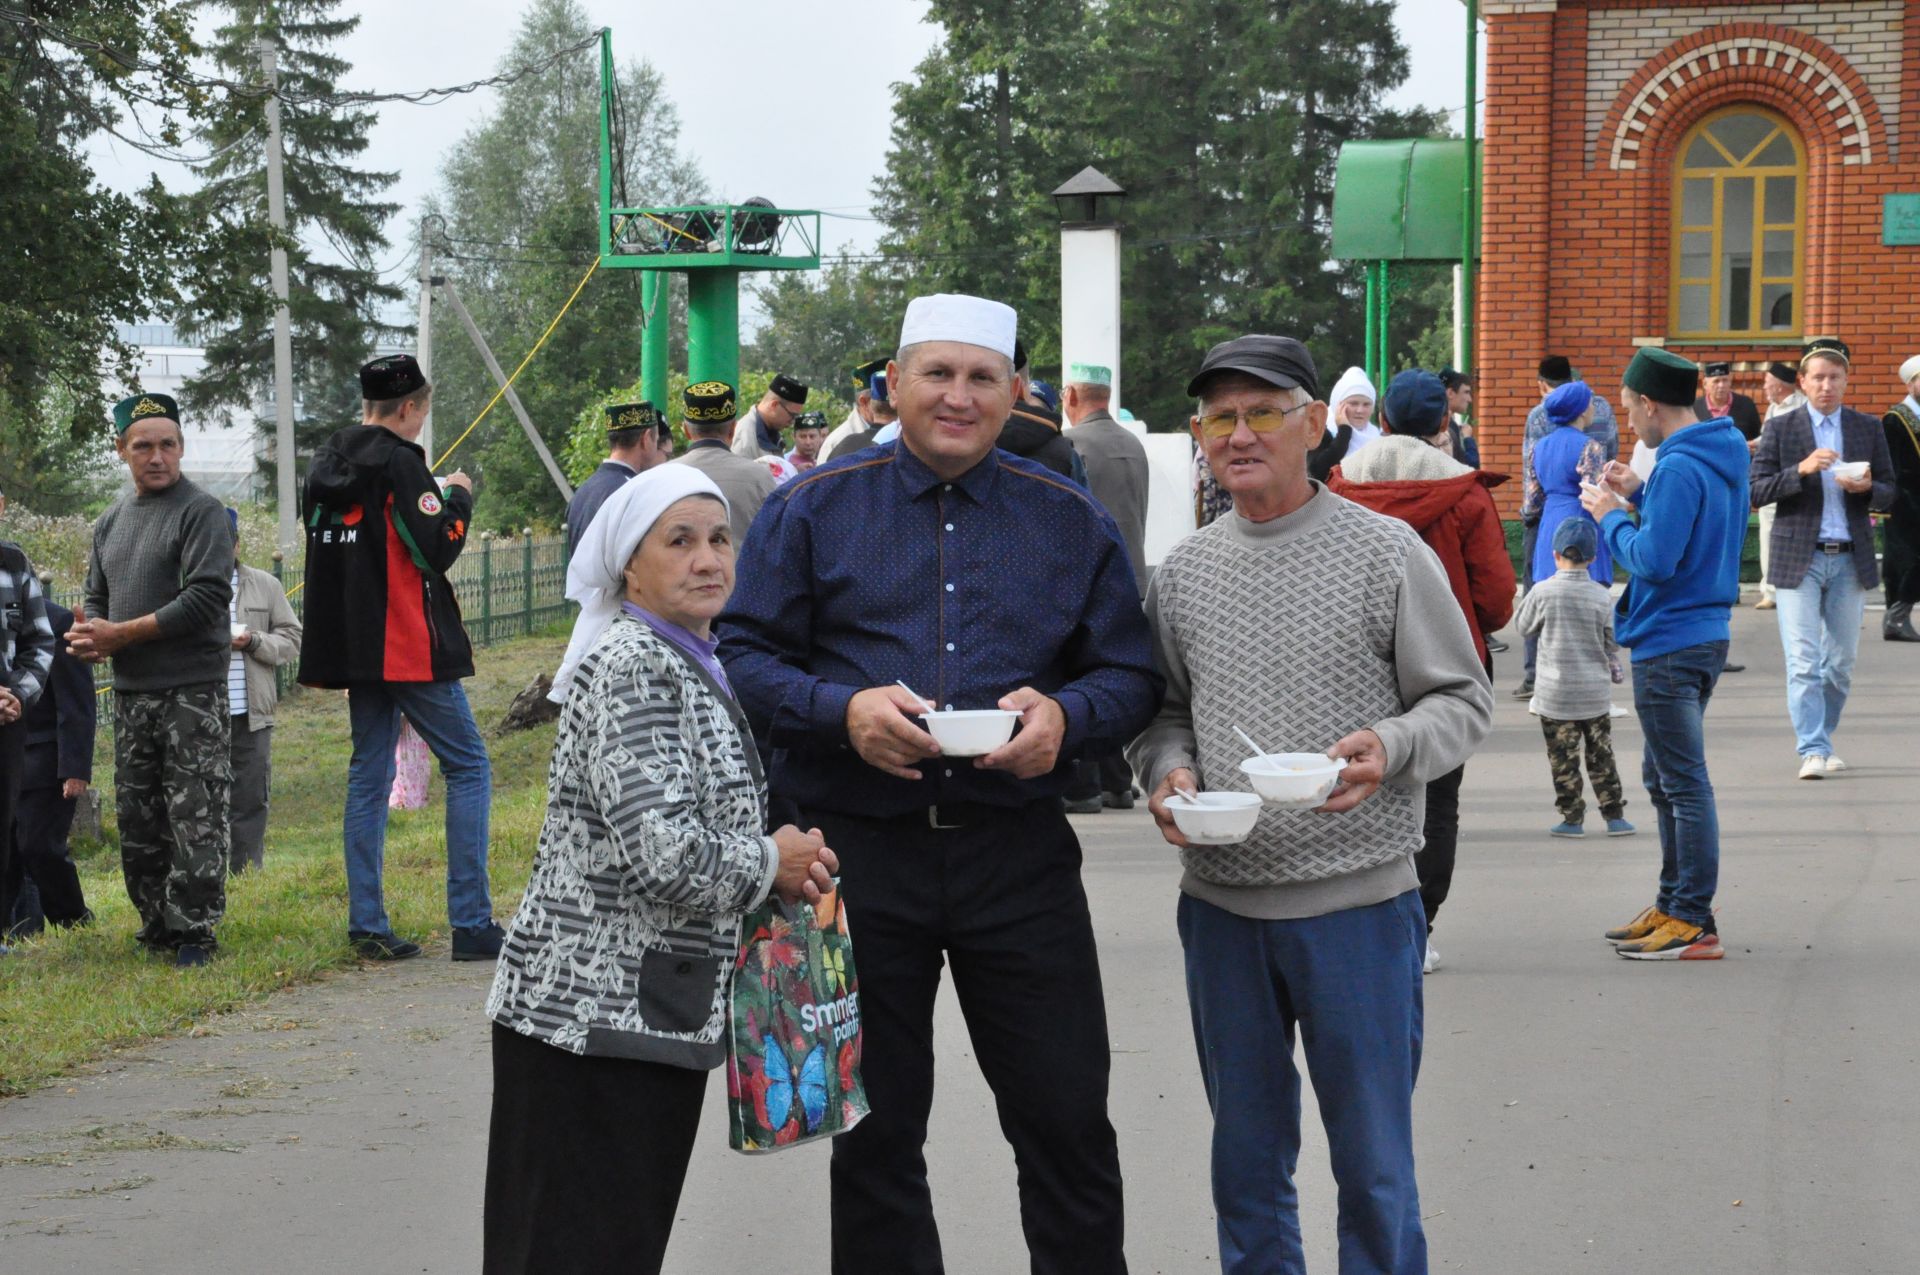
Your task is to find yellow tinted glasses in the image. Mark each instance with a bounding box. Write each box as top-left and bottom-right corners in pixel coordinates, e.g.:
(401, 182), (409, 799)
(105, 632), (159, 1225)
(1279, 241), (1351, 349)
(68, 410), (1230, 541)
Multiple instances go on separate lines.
(1196, 402), (1310, 439)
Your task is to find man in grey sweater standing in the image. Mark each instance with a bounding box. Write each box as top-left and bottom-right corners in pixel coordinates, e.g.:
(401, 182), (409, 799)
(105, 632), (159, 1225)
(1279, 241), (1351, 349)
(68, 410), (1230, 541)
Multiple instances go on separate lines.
(69, 393), (233, 968)
(1130, 335), (1493, 1275)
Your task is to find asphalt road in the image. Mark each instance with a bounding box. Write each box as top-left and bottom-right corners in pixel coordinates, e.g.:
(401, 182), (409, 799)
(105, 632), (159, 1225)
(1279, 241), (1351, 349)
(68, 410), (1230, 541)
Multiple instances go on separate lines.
(2, 603), (1915, 1273)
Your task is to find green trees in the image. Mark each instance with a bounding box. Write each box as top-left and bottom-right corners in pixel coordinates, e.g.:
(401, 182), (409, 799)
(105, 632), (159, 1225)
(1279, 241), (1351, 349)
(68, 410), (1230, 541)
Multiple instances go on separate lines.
(179, 0), (403, 476)
(763, 0), (1448, 430)
(426, 0), (704, 531)
(0, 3), (255, 506)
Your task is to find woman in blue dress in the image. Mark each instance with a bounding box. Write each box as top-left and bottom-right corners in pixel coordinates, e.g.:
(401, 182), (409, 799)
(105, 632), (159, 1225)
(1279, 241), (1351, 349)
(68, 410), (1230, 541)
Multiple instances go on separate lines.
(1530, 380), (1614, 585)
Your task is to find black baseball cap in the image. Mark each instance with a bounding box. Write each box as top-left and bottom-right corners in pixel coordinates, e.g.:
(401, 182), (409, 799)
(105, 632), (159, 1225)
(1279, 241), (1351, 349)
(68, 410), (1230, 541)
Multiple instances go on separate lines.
(1186, 335), (1319, 399)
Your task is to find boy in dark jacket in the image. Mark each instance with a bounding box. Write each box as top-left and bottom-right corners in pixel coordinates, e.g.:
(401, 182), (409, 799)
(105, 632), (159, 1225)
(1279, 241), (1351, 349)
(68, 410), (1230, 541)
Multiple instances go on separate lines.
(299, 355), (500, 963)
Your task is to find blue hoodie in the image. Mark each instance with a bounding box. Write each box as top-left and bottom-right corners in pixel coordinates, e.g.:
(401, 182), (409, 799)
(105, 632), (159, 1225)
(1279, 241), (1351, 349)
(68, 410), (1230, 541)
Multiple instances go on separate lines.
(1600, 415), (1750, 660)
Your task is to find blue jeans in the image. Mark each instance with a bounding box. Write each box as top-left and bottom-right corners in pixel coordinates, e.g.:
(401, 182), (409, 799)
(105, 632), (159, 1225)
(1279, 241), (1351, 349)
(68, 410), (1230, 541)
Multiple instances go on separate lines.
(344, 681), (493, 934)
(1178, 890), (1428, 1275)
(1773, 552), (1864, 758)
(1631, 641), (1725, 927)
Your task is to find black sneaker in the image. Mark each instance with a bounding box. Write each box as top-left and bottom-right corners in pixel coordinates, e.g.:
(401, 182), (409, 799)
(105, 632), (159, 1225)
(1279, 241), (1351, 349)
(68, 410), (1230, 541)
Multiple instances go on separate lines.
(1101, 790), (1136, 810)
(349, 930), (423, 961)
(174, 944), (212, 969)
(451, 922), (506, 962)
(1064, 796), (1104, 815)
(1486, 637), (1510, 654)
(1510, 680), (1534, 700)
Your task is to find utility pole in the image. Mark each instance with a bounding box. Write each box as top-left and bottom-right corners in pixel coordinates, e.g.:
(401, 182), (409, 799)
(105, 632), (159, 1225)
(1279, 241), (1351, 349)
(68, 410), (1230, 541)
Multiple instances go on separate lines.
(417, 223), (435, 461)
(438, 278), (575, 501)
(259, 37), (299, 557)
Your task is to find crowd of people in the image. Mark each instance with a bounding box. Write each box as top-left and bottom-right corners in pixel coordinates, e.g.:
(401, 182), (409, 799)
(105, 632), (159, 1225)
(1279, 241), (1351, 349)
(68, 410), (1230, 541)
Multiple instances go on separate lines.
(2, 286), (1917, 1273)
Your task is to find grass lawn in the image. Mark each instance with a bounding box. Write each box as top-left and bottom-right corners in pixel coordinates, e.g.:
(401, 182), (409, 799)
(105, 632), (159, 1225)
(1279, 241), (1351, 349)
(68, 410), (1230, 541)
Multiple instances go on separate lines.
(0, 629), (569, 1097)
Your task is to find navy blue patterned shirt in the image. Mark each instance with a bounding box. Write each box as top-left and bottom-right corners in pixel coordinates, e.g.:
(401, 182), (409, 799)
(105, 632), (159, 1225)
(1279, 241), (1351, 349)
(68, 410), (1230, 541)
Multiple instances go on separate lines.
(718, 440), (1163, 818)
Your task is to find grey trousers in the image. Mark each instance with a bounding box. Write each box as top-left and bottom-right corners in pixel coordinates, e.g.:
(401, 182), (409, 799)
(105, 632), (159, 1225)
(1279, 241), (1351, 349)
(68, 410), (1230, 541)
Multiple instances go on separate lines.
(228, 714), (272, 874)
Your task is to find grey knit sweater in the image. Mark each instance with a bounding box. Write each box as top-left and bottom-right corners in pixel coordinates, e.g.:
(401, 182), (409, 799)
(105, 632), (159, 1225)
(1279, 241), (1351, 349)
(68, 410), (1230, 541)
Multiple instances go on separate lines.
(1129, 485), (1495, 920)
(1515, 567), (1618, 721)
(84, 477), (233, 692)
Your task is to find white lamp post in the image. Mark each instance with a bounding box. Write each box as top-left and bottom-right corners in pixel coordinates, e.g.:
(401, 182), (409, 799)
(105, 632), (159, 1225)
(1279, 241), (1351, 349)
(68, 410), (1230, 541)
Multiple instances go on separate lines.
(1053, 166), (1126, 412)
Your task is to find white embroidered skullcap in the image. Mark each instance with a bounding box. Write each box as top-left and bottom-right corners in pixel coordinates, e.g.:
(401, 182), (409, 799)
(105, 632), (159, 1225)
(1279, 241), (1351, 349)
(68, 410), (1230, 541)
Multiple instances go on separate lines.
(898, 293), (1017, 361)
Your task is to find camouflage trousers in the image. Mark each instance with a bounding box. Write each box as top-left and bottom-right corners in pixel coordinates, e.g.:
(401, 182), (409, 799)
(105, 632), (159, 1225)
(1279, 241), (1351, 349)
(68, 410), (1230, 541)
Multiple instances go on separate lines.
(1540, 714), (1625, 825)
(115, 684), (230, 948)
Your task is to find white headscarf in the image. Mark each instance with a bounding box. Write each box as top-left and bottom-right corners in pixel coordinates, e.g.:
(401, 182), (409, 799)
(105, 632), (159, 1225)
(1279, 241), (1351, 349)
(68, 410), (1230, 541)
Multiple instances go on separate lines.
(547, 466), (728, 703)
(1328, 366), (1377, 411)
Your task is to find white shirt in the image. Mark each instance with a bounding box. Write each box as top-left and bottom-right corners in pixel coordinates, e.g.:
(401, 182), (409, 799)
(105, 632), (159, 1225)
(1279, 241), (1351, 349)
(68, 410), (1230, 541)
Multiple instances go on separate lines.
(1342, 422), (1384, 456)
(227, 568), (248, 716)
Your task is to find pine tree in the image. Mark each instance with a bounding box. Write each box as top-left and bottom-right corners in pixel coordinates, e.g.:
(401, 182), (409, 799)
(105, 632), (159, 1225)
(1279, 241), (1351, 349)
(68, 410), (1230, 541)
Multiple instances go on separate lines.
(179, 0), (403, 489)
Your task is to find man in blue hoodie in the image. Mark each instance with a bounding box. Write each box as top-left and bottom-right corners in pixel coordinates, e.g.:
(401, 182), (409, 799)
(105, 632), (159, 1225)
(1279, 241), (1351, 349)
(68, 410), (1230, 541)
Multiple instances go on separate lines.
(1580, 347), (1749, 961)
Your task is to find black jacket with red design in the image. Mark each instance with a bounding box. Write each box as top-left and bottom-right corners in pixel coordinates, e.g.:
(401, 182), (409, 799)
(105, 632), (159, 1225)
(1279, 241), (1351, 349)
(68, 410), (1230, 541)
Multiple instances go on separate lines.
(297, 423), (475, 687)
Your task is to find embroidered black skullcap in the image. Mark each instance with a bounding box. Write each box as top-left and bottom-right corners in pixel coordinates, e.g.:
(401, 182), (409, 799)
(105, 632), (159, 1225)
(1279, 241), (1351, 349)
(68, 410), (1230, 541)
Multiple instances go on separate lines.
(792, 410), (828, 432)
(113, 392), (179, 435)
(1801, 337), (1850, 368)
(684, 380), (736, 423)
(359, 354), (428, 401)
(1766, 361), (1799, 383)
(849, 356), (888, 391)
(605, 401), (663, 437)
(768, 375), (808, 406)
(1702, 361), (1732, 378)
(1623, 347), (1700, 407)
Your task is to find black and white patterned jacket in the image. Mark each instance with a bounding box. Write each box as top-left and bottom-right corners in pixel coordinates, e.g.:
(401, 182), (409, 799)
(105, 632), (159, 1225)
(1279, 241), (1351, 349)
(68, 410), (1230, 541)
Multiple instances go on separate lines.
(487, 616), (777, 1068)
(1, 540), (55, 712)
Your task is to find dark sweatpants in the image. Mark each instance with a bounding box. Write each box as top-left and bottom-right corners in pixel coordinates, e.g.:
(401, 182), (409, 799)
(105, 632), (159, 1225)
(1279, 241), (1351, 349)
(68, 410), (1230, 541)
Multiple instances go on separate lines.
(1417, 764), (1464, 931)
(807, 798), (1127, 1275)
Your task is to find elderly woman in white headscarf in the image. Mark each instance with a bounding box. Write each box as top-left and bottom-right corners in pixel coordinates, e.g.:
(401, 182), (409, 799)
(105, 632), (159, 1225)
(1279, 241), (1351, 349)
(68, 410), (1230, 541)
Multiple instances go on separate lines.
(1307, 366), (1382, 481)
(484, 465), (837, 1275)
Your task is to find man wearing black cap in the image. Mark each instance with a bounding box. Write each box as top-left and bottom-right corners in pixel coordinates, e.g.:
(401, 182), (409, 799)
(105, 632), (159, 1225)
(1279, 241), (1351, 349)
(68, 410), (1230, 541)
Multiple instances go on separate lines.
(823, 356), (891, 458)
(300, 354), (501, 962)
(1694, 361), (1762, 444)
(824, 371), (899, 461)
(1581, 347), (1749, 960)
(1518, 356), (1618, 697)
(70, 393), (234, 968)
(1749, 338), (1894, 779)
(674, 380), (776, 548)
(1131, 334), (1492, 1270)
(731, 373), (809, 461)
(1755, 362), (1807, 610)
(565, 401), (671, 563)
(1002, 340), (1080, 479)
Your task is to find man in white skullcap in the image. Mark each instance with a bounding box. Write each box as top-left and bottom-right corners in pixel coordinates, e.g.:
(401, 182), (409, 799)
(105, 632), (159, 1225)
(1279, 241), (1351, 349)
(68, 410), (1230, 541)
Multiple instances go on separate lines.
(1880, 355), (1920, 641)
(720, 293), (1162, 1274)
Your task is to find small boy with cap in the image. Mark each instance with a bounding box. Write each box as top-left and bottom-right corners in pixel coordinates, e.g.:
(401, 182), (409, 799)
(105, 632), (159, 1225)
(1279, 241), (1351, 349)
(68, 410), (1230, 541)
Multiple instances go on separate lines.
(1516, 517), (1632, 839)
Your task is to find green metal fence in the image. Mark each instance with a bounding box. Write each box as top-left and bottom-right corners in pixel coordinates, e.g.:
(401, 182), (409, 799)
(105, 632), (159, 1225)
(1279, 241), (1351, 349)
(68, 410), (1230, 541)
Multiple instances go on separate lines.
(43, 530), (572, 708)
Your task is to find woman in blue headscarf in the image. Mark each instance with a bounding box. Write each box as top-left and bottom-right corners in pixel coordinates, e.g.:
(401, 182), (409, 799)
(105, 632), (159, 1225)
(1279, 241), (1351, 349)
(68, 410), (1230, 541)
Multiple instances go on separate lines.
(1529, 380), (1614, 585)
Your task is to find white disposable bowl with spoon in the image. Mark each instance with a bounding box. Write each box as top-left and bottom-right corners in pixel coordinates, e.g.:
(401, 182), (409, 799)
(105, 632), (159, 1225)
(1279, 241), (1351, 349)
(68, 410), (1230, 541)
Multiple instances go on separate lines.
(1239, 753), (1347, 805)
(1164, 791), (1262, 844)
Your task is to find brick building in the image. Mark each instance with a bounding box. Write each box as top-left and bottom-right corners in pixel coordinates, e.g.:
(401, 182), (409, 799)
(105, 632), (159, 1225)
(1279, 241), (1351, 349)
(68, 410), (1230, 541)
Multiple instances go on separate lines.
(1477, 0), (1919, 509)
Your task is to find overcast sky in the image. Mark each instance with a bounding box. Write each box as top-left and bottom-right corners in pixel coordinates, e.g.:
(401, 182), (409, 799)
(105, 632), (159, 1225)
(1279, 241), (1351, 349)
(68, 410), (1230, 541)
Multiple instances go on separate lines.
(85, 0), (1477, 309)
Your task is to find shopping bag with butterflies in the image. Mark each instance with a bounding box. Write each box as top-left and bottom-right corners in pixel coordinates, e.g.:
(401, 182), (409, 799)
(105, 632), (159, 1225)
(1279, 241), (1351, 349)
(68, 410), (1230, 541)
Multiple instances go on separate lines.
(726, 880), (869, 1152)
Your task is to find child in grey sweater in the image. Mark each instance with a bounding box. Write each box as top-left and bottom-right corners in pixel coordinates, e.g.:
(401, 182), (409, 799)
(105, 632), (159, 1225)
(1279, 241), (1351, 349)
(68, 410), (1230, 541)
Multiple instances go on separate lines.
(1516, 518), (1634, 838)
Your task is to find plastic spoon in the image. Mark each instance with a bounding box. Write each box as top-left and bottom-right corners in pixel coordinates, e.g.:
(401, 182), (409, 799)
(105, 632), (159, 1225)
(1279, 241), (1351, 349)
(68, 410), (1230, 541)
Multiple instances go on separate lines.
(1233, 726), (1275, 763)
(896, 680), (938, 714)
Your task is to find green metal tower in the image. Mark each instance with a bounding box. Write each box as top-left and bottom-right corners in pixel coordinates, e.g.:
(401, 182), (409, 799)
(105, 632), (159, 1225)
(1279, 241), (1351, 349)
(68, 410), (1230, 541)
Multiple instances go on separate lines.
(597, 29), (821, 410)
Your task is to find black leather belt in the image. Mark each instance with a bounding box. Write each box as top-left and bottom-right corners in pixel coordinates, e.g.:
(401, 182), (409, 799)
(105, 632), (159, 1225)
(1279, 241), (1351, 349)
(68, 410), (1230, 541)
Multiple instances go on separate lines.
(1816, 541), (1852, 554)
(922, 801), (1008, 830)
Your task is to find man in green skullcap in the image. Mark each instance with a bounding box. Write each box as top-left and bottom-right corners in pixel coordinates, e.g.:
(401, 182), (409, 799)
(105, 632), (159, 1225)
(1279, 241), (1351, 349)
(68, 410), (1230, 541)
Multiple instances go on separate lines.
(1579, 347), (1749, 962)
(565, 401), (672, 563)
(68, 393), (234, 968)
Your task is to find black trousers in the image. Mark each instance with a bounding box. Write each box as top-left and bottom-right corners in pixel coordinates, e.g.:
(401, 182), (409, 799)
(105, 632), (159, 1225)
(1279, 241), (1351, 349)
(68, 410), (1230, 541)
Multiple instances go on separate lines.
(806, 800), (1126, 1275)
(482, 1024), (709, 1275)
(1418, 764), (1465, 931)
(1064, 749), (1134, 802)
(8, 781), (89, 931)
(0, 721), (19, 928)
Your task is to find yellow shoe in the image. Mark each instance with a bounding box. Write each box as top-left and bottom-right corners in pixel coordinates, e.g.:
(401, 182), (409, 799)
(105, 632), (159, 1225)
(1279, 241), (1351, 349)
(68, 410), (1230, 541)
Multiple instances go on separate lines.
(1617, 916), (1723, 960)
(1603, 905), (1671, 944)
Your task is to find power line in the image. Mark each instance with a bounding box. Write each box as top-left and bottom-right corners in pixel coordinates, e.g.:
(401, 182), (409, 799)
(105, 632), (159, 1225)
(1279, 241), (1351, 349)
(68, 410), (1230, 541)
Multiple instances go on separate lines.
(1, 9), (600, 108)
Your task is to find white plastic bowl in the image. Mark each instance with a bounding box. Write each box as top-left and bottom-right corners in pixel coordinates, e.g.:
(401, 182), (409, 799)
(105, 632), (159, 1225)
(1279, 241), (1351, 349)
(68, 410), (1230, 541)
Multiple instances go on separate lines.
(1831, 460), (1869, 483)
(1165, 792), (1262, 845)
(230, 622), (248, 639)
(921, 709), (1022, 757)
(1240, 753), (1347, 805)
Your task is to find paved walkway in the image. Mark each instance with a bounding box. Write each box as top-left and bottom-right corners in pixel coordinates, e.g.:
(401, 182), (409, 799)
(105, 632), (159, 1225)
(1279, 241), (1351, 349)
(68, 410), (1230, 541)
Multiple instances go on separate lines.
(2, 603), (1916, 1273)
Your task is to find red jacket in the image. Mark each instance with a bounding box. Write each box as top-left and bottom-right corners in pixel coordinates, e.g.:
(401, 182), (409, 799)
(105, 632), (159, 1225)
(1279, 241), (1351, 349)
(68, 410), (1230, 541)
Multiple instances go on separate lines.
(1326, 466), (1516, 664)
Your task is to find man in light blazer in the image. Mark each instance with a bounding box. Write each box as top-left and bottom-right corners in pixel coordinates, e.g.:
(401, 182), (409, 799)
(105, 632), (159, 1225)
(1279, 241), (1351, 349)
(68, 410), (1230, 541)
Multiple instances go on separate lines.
(1749, 338), (1895, 778)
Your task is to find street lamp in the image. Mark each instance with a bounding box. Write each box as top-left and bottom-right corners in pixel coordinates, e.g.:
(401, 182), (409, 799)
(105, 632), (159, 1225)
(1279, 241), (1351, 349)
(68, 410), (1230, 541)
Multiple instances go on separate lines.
(1053, 166), (1128, 409)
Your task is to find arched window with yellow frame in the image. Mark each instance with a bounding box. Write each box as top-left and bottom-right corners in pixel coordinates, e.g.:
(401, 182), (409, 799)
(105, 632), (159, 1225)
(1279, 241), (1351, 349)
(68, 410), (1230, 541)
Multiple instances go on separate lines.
(1670, 108), (1806, 338)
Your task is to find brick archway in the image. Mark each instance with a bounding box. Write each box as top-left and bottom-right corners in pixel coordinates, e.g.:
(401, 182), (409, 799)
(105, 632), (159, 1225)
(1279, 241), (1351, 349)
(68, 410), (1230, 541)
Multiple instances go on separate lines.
(1599, 24), (1889, 171)
(1594, 24), (1888, 341)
